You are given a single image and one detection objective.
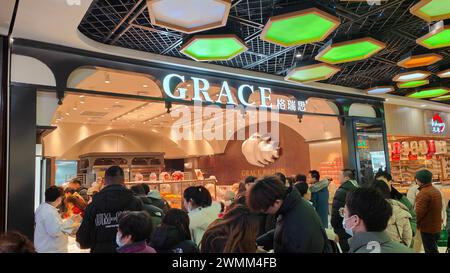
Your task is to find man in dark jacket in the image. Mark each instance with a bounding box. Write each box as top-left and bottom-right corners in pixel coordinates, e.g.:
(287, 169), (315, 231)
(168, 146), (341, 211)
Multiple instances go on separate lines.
(76, 166), (143, 253)
(308, 170), (330, 228)
(141, 183), (171, 214)
(248, 176), (330, 253)
(331, 169), (358, 253)
(130, 184), (164, 228)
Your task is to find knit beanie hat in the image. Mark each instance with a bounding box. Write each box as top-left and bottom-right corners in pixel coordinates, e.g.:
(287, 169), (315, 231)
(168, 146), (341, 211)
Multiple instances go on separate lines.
(415, 169), (432, 184)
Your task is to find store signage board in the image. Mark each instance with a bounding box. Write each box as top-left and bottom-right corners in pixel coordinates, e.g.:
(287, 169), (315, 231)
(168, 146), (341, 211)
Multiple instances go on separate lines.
(431, 113), (446, 134)
(162, 73), (307, 113)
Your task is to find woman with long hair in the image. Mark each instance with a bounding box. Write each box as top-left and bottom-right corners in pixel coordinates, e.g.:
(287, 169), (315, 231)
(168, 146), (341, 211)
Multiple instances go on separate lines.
(200, 205), (259, 253)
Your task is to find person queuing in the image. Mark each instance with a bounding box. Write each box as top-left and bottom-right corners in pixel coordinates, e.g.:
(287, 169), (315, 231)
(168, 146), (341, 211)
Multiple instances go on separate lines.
(375, 170), (417, 235)
(66, 178), (89, 203)
(76, 166), (143, 253)
(142, 183), (170, 214)
(34, 186), (81, 253)
(201, 205), (260, 253)
(0, 231), (36, 253)
(248, 176), (331, 253)
(371, 180), (413, 247)
(130, 184), (164, 228)
(116, 211), (156, 253)
(308, 170), (330, 228)
(183, 186), (221, 245)
(414, 170), (443, 253)
(151, 209), (198, 253)
(343, 187), (412, 253)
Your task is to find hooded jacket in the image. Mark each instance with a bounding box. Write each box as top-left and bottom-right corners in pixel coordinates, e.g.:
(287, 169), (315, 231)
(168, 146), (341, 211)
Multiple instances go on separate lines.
(76, 184), (143, 253)
(273, 187), (330, 253)
(138, 196), (164, 228)
(386, 199), (413, 247)
(310, 179), (330, 228)
(151, 225), (198, 253)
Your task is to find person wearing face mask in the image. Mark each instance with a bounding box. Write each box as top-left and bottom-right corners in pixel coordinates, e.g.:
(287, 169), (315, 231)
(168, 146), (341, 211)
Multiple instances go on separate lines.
(343, 187), (412, 253)
(248, 176), (331, 253)
(34, 186), (82, 253)
(330, 169), (359, 253)
(116, 211), (156, 253)
(183, 186), (221, 245)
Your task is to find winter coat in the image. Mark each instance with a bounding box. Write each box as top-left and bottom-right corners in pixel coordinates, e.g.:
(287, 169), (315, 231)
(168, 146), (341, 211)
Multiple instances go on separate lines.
(331, 180), (358, 233)
(310, 179), (330, 228)
(138, 196), (164, 228)
(416, 183), (443, 234)
(349, 231), (412, 253)
(391, 186), (417, 235)
(76, 184), (143, 253)
(188, 202), (221, 245)
(151, 225), (198, 253)
(386, 199), (413, 247)
(272, 187), (330, 253)
(117, 241), (156, 253)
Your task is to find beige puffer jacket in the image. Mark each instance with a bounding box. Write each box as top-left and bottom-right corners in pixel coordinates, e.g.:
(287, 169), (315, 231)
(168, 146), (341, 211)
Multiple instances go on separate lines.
(386, 199), (413, 247)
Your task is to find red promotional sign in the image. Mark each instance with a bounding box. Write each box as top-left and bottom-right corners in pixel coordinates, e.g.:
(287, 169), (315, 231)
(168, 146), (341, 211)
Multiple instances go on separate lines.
(431, 114), (446, 134)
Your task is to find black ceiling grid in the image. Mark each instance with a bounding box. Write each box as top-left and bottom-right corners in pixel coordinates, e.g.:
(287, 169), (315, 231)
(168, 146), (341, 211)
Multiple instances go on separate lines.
(78, 0), (450, 104)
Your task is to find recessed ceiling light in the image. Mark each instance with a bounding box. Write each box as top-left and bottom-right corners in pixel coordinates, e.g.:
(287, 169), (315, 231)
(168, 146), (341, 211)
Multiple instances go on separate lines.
(115, 101), (119, 104)
(79, 95), (85, 98)
(143, 84), (148, 88)
(104, 107), (109, 110)
(65, 112), (70, 116)
(73, 107), (77, 111)
(296, 53), (302, 58)
(421, 104), (427, 107)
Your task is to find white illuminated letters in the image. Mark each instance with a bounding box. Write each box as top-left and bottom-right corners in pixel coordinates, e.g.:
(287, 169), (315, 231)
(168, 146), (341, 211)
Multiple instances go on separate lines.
(237, 84), (255, 107)
(258, 87), (272, 108)
(163, 74), (187, 100)
(192, 77), (213, 103)
(216, 81), (237, 105)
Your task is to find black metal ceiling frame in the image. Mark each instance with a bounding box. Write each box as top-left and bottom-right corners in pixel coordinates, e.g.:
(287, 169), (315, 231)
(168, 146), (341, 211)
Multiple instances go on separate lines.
(77, 0), (450, 104)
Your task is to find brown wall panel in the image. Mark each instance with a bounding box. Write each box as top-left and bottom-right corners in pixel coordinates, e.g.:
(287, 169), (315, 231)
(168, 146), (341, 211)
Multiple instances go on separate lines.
(197, 123), (310, 185)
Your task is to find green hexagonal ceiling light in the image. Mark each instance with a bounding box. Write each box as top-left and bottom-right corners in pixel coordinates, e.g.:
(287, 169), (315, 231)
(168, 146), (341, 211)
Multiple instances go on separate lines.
(410, 0), (450, 22)
(397, 80), (430, 89)
(285, 63), (341, 83)
(407, 87), (450, 99)
(315, 37), (386, 64)
(432, 94), (450, 101)
(260, 8), (340, 47)
(417, 20), (450, 49)
(180, 34), (248, 61)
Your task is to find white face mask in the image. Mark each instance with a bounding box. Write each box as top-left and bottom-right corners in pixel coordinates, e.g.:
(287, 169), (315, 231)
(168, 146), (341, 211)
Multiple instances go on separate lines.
(342, 216), (356, 236)
(116, 232), (125, 248)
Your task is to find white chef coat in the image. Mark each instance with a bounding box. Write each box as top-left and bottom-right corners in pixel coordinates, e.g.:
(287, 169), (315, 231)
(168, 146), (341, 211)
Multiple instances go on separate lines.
(34, 203), (74, 253)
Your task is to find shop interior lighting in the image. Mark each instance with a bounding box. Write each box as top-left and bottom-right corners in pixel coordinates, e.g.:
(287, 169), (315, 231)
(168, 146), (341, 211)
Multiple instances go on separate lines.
(407, 87), (450, 99)
(437, 68), (450, 78)
(260, 7), (340, 47)
(147, 0), (231, 34)
(104, 73), (110, 84)
(397, 79), (430, 88)
(410, 0), (450, 22)
(180, 34), (248, 61)
(392, 70), (431, 82)
(365, 86), (395, 94)
(431, 94), (450, 101)
(315, 37), (386, 64)
(397, 53), (443, 68)
(417, 20), (450, 49)
(285, 63), (341, 83)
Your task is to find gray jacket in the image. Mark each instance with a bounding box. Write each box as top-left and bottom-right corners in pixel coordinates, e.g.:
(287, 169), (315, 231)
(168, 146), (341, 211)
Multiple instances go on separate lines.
(348, 231), (412, 253)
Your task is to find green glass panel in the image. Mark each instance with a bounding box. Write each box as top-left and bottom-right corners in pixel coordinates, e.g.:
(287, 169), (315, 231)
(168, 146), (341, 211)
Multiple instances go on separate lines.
(288, 66), (335, 82)
(407, 88), (449, 99)
(265, 13), (336, 45)
(319, 41), (382, 63)
(397, 80), (429, 88)
(184, 38), (244, 60)
(422, 29), (450, 48)
(434, 94), (450, 100)
(420, 0), (450, 17)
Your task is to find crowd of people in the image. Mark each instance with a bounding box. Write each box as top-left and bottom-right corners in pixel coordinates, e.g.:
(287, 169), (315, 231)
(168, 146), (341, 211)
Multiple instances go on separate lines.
(0, 165), (449, 254)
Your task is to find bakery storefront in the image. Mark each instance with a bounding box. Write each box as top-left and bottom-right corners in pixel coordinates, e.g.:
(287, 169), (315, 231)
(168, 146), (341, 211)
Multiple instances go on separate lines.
(7, 40), (388, 237)
(384, 104), (450, 200)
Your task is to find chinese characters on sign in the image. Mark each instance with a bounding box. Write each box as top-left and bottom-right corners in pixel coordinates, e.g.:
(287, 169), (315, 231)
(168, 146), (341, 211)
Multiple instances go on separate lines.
(276, 98), (307, 112)
(431, 113), (446, 134)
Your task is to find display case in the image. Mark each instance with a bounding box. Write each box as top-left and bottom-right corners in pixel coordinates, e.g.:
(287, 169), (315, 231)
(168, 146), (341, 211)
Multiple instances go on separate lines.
(125, 178), (217, 209)
(79, 152), (165, 185)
